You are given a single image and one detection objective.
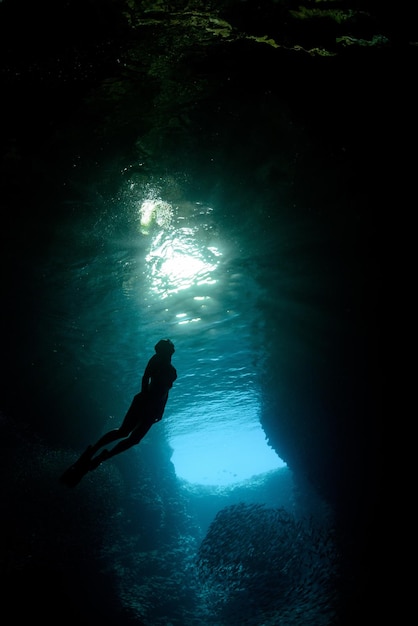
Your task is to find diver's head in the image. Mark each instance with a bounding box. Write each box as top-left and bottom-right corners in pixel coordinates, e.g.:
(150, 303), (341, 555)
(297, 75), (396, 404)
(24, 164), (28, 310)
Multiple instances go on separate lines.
(154, 338), (175, 357)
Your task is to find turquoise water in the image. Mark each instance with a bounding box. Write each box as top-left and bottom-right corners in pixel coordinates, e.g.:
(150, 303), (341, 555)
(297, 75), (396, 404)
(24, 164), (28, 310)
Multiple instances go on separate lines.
(24, 174), (296, 487)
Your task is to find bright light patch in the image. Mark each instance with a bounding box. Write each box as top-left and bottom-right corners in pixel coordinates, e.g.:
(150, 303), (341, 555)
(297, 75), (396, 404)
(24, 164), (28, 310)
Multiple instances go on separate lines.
(169, 419), (285, 487)
(138, 196), (221, 304)
(178, 317), (201, 324)
(168, 405), (286, 486)
(146, 229), (221, 298)
(160, 252), (209, 285)
(139, 198), (173, 233)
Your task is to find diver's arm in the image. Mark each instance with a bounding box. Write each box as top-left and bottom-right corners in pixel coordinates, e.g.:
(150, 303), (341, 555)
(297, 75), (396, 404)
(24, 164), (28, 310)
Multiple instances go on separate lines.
(141, 358), (154, 394)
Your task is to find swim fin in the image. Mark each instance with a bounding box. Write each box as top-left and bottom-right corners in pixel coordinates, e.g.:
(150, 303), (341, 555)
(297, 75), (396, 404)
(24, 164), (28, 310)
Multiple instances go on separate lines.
(59, 445), (94, 488)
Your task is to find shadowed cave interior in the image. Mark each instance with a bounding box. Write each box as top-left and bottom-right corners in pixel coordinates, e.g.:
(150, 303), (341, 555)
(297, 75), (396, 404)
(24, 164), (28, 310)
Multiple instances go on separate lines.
(0, 1), (397, 624)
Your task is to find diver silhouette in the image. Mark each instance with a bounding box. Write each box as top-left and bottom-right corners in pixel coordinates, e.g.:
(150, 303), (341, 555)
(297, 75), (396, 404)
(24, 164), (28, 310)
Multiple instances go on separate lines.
(60, 339), (176, 486)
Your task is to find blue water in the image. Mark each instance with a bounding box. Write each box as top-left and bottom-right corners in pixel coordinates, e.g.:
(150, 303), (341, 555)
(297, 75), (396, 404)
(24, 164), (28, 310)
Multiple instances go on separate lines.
(21, 171), (308, 489)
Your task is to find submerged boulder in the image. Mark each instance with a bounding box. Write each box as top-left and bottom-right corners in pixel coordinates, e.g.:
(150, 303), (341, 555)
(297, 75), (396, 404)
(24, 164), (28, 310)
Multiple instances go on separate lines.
(197, 502), (339, 625)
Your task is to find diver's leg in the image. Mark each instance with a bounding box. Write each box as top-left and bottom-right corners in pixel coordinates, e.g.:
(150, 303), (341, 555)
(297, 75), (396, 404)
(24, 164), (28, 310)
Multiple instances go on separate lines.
(89, 418), (154, 470)
(90, 396), (142, 454)
(90, 428), (125, 454)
